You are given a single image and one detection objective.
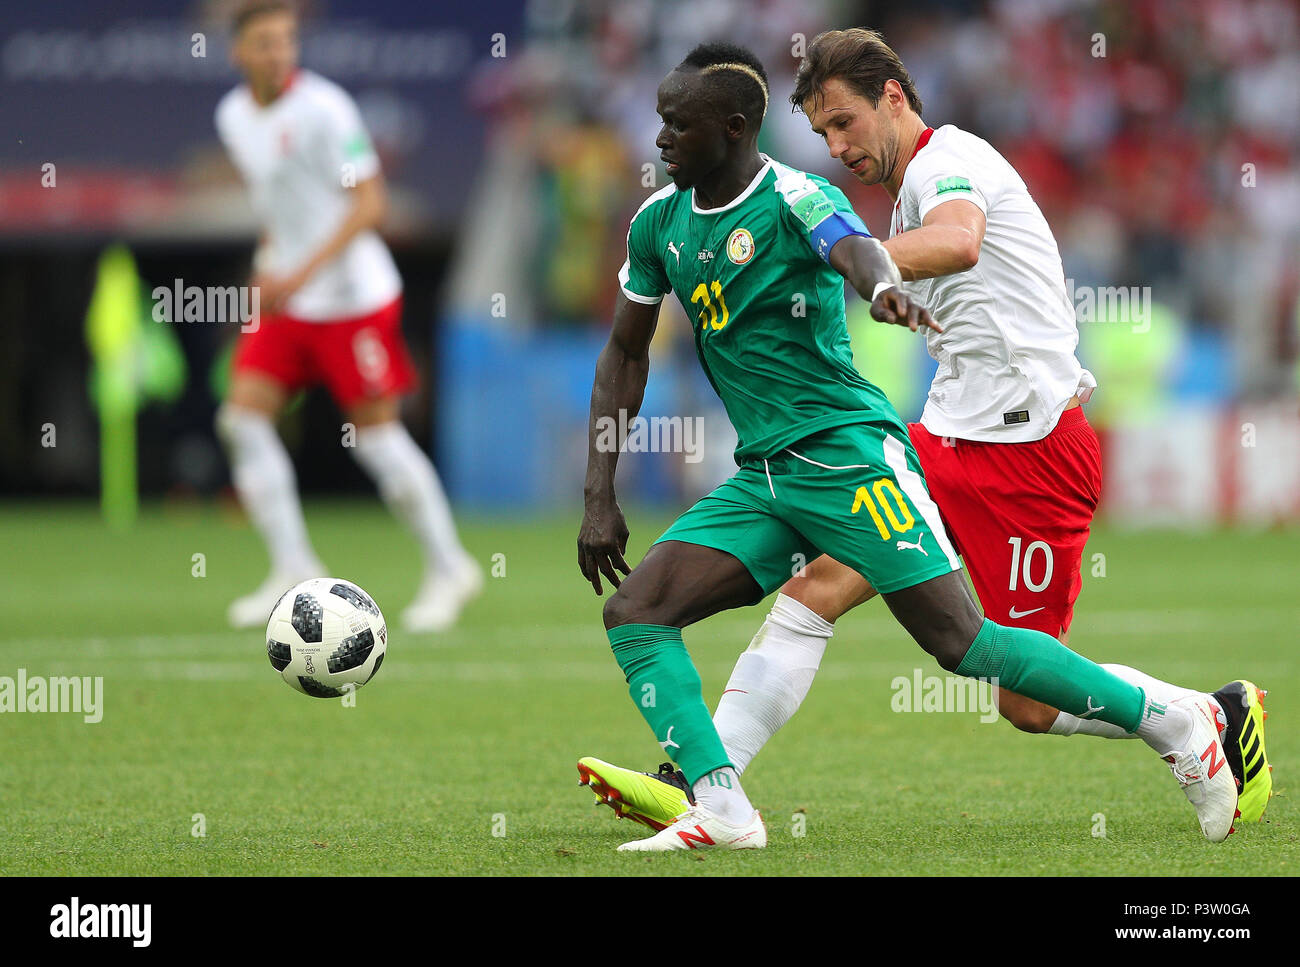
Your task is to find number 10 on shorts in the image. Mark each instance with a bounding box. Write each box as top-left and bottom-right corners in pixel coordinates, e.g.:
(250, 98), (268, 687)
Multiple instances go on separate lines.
(1007, 536), (1054, 592)
(851, 480), (915, 540)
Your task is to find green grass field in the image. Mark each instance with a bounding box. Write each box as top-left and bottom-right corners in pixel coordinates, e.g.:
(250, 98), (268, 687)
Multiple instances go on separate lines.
(0, 500), (1293, 876)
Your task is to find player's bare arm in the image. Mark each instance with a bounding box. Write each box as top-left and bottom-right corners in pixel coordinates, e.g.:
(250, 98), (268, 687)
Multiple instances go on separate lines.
(828, 233), (940, 333)
(254, 173), (388, 313)
(578, 293), (661, 595)
(882, 198), (986, 281)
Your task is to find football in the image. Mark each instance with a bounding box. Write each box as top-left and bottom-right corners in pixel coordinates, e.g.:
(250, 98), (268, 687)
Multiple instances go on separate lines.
(265, 578), (388, 698)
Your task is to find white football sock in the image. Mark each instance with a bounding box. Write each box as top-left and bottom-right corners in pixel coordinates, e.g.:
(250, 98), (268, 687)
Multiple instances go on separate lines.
(713, 593), (832, 774)
(1049, 663), (1211, 740)
(691, 767), (754, 825)
(1134, 697), (1196, 753)
(216, 404), (320, 575)
(351, 422), (471, 577)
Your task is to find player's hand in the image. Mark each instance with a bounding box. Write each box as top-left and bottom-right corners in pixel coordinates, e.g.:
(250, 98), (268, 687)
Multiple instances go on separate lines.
(870, 287), (942, 333)
(252, 271), (307, 315)
(578, 497), (631, 596)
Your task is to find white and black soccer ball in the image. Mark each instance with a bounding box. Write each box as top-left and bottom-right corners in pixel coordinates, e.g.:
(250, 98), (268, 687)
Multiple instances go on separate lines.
(265, 578), (388, 698)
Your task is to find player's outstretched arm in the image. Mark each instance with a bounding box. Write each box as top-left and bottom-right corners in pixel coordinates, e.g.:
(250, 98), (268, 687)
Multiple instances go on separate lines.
(882, 198), (986, 282)
(828, 234), (941, 333)
(578, 293), (662, 595)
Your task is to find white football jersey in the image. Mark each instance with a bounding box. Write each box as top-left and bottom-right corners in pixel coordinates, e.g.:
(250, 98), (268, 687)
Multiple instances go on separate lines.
(891, 124), (1095, 442)
(215, 69), (401, 321)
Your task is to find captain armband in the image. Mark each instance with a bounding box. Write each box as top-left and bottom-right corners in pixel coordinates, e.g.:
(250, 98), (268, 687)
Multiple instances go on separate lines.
(810, 210), (873, 264)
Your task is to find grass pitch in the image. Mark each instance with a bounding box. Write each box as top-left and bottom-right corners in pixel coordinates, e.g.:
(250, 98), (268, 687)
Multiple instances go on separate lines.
(0, 500), (1293, 875)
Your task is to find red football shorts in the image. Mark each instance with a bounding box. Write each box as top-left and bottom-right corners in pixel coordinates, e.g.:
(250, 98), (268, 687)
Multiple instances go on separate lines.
(232, 295), (417, 408)
(908, 407), (1102, 638)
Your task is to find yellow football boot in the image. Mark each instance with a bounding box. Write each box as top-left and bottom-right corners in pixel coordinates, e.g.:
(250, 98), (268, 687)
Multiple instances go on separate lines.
(1213, 680), (1272, 824)
(577, 757), (692, 831)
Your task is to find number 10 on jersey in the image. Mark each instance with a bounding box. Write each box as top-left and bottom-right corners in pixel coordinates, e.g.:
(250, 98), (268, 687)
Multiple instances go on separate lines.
(691, 281), (730, 331)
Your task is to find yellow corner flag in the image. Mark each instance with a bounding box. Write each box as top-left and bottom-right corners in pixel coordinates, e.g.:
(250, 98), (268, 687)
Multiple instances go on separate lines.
(84, 244), (144, 530)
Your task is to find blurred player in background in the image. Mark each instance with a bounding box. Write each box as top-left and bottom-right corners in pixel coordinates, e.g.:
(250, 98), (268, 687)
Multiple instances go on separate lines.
(580, 31), (1269, 845)
(214, 0), (481, 632)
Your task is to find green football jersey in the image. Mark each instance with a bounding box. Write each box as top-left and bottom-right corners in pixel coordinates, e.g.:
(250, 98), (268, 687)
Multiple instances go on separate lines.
(619, 154), (903, 462)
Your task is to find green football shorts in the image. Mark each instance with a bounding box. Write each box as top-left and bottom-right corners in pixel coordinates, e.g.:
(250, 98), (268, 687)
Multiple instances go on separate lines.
(655, 421), (961, 601)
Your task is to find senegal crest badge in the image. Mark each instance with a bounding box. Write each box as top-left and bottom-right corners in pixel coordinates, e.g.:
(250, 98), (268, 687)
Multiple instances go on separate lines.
(726, 228), (755, 265)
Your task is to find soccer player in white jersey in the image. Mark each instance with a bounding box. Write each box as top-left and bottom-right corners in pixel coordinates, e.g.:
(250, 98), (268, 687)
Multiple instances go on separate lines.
(213, 0), (481, 632)
(579, 29), (1270, 839)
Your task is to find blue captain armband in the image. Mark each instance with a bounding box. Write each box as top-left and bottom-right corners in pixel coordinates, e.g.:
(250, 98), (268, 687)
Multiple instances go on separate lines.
(810, 210), (872, 263)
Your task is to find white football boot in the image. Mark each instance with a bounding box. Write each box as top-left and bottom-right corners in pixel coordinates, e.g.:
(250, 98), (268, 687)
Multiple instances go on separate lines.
(616, 805), (766, 852)
(402, 557), (484, 633)
(227, 565), (324, 629)
(1161, 695), (1239, 842)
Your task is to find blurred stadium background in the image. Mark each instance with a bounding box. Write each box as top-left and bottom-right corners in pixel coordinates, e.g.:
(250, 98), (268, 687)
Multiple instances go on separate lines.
(2, 0), (1296, 524)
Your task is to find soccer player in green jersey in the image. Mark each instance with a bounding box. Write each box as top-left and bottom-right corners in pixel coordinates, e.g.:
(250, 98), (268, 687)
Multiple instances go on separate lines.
(576, 43), (1235, 851)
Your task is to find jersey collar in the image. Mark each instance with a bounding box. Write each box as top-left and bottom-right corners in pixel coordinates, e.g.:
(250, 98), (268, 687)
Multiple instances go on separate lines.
(892, 125), (936, 215)
(911, 125), (935, 160)
(691, 155), (773, 215)
(249, 68), (301, 109)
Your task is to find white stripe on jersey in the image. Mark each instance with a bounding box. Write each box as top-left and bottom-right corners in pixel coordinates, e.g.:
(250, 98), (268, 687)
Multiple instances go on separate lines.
(618, 183), (676, 304)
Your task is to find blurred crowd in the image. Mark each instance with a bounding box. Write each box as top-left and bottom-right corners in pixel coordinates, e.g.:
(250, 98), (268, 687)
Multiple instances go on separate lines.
(464, 0), (1299, 398)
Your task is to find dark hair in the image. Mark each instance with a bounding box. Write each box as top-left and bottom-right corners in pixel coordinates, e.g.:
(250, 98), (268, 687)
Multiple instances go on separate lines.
(233, 0), (295, 34)
(791, 28), (923, 116)
(678, 41), (771, 129)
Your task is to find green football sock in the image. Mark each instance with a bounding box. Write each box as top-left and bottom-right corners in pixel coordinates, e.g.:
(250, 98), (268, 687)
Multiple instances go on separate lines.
(955, 619), (1144, 733)
(608, 623), (733, 784)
